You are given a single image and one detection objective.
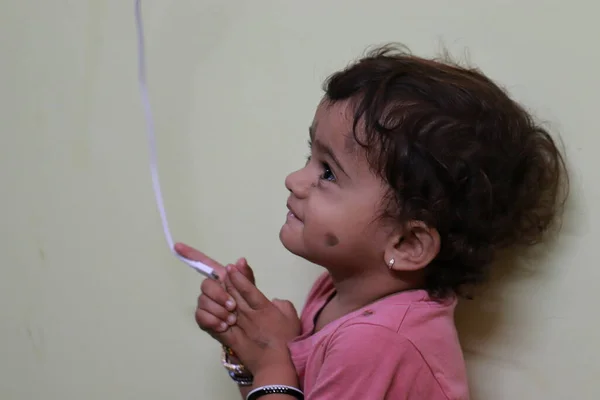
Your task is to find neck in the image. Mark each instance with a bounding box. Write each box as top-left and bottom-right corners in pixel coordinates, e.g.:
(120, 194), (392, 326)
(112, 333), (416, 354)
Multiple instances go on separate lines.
(327, 267), (423, 313)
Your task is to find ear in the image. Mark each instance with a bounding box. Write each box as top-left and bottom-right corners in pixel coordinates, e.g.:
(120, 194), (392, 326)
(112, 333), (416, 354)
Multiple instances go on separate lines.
(383, 221), (440, 272)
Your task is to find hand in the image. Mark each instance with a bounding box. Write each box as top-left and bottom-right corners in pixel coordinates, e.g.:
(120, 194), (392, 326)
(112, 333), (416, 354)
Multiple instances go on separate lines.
(218, 264), (301, 375)
(174, 243), (255, 337)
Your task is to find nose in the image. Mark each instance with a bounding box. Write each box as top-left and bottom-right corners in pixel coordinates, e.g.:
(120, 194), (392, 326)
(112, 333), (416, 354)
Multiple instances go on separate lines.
(285, 167), (312, 199)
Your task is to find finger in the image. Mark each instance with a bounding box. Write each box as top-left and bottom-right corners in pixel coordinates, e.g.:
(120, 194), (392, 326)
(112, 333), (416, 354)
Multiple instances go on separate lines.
(224, 272), (249, 313)
(272, 299), (298, 319)
(201, 276), (236, 311)
(195, 309), (229, 333)
(235, 258), (256, 284)
(228, 265), (269, 310)
(197, 295), (237, 326)
(175, 243), (226, 277)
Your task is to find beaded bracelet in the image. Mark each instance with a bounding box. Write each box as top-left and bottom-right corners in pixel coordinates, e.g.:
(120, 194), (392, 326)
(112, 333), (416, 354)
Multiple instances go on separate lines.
(221, 346), (249, 376)
(246, 385), (304, 400)
(222, 346), (253, 385)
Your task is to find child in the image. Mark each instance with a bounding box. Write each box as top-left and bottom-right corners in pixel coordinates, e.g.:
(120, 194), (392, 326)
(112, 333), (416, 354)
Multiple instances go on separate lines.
(176, 44), (568, 400)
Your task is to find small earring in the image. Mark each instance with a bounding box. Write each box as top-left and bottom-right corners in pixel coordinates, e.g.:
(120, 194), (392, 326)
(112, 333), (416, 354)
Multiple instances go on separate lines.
(387, 258), (395, 269)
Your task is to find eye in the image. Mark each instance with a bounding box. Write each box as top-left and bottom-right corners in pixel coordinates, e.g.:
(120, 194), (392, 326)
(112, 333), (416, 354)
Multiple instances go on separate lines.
(319, 162), (336, 182)
(306, 139), (336, 183)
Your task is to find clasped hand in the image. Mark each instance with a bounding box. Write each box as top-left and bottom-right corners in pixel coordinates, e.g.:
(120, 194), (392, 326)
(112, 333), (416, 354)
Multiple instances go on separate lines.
(175, 243), (301, 375)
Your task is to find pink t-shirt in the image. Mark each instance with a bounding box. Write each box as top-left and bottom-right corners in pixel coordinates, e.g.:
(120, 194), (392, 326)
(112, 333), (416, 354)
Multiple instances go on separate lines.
(288, 273), (470, 399)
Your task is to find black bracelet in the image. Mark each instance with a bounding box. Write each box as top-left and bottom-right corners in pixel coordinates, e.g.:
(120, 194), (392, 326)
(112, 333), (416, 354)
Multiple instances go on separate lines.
(228, 370), (254, 387)
(246, 385), (304, 400)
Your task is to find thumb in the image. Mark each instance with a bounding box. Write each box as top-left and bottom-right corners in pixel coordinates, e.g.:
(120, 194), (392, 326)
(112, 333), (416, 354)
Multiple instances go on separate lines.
(235, 257), (255, 285)
(272, 299), (298, 320)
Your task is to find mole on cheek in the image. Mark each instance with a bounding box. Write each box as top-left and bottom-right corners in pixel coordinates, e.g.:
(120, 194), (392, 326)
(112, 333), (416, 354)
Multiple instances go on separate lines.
(324, 232), (340, 247)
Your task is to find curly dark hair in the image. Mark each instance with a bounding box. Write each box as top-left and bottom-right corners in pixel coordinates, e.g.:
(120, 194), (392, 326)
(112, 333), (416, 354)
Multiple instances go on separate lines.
(323, 44), (569, 298)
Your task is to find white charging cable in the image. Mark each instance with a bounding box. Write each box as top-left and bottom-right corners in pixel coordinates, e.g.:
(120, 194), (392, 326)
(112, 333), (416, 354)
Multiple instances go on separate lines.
(134, 0), (217, 280)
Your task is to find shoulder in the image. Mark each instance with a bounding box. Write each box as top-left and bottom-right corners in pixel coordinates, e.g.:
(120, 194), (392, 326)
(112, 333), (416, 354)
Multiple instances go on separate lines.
(325, 321), (424, 363)
(336, 289), (460, 338)
(321, 297), (469, 399)
(313, 323), (455, 399)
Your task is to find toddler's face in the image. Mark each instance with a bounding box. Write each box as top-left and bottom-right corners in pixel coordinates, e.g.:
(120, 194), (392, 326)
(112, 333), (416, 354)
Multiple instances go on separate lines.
(279, 99), (394, 275)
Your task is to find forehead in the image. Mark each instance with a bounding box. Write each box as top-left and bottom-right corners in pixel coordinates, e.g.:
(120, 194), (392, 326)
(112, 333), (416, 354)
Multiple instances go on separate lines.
(311, 98), (358, 153)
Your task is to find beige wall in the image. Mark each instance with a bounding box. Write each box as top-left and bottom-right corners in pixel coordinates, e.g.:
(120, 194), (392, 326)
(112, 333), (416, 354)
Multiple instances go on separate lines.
(1, 1), (597, 399)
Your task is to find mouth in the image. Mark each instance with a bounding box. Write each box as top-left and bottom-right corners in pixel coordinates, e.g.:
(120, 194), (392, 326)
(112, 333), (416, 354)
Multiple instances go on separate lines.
(286, 202), (303, 222)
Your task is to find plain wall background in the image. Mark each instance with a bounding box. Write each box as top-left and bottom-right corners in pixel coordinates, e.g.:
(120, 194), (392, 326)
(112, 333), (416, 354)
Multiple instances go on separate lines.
(1, 0), (597, 399)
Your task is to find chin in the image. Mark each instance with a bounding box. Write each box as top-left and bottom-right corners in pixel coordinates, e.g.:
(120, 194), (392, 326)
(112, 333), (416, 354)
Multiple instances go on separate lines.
(279, 225), (307, 258)
(280, 228), (334, 270)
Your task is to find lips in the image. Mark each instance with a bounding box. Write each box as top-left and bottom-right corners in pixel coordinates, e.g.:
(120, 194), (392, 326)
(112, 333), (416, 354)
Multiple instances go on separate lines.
(286, 201), (303, 222)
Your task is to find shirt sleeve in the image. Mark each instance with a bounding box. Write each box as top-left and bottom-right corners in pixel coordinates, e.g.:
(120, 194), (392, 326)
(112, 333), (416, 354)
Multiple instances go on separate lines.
(306, 323), (449, 400)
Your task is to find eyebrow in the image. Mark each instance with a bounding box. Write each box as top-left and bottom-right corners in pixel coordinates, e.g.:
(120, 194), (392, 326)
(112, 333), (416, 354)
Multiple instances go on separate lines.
(309, 125), (350, 178)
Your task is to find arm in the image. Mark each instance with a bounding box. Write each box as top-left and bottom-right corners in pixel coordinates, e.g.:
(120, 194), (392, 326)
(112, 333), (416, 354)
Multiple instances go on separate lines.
(220, 265), (303, 399)
(232, 346), (299, 400)
(238, 385), (251, 400)
(249, 361), (300, 400)
(174, 244), (260, 398)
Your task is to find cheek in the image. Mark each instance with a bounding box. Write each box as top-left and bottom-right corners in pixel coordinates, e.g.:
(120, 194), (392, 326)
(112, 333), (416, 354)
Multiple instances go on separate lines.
(303, 196), (340, 233)
(324, 232), (340, 247)
(303, 197), (357, 247)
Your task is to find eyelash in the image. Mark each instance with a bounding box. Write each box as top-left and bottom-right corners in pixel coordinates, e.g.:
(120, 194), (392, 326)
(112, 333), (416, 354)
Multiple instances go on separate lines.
(306, 140), (336, 183)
